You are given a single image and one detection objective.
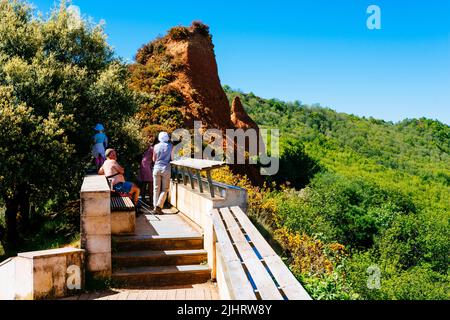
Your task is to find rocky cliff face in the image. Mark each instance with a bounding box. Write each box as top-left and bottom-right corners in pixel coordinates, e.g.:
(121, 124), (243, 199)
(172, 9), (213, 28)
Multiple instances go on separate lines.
(130, 22), (263, 183)
(231, 96), (259, 131)
(165, 30), (234, 130)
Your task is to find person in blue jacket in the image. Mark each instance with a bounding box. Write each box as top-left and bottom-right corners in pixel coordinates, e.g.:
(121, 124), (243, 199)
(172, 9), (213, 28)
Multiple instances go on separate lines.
(152, 132), (174, 215)
(92, 123), (108, 170)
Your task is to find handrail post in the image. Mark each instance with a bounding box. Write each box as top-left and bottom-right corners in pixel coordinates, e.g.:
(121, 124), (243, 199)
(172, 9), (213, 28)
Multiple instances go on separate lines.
(206, 170), (215, 198)
(187, 169), (195, 189)
(196, 170), (204, 193)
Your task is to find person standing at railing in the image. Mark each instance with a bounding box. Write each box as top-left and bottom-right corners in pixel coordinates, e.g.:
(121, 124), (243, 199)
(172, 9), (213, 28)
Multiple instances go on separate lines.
(152, 132), (174, 215)
(138, 136), (155, 207)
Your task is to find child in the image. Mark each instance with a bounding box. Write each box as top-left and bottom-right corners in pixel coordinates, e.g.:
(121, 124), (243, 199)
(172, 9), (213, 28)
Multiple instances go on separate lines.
(92, 123), (108, 170)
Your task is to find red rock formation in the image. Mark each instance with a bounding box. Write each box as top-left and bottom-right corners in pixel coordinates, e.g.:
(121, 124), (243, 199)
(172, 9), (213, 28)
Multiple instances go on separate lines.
(134, 22), (264, 184)
(164, 31), (232, 131)
(231, 96), (258, 131)
(231, 96), (265, 156)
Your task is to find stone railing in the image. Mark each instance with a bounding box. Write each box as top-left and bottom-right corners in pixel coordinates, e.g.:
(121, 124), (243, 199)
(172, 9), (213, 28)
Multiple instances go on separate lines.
(169, 178), (247, 229)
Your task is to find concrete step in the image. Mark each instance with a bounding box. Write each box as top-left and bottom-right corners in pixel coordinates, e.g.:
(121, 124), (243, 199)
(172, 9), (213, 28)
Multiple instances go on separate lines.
(112, 264), (211, 287)
(112, 249), (208, 267)
(113, 235), (204, 251)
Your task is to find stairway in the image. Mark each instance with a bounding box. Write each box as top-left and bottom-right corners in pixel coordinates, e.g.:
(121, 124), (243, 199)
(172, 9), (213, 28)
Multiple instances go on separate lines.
(112, 233), (211, 287)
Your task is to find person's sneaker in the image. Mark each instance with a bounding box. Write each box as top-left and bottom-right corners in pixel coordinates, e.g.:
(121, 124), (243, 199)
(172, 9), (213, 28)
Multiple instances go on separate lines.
(154, 206), (163, 215)
(136, 206), (144, 216)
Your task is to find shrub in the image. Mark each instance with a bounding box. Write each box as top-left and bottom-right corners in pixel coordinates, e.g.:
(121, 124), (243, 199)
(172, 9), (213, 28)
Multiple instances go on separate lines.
(272, 188), (336, 241)
(168, 26), (189, 41)
(191, 20), (210, 37)
(211, 166), (264, 209)
(151, 105), (184, 131)
(276, 138), (321, 188)
(376, 213), (450, 273)
(142, 124), (168, 141)
(0, 1), (137, 246)
(300, 272), (359, 300)
(275, 227), (345, 276)
(108, 117), (147, 180)
(345, 253), (450, 300)
(301, 172), (416, 248)
(380, 265), (449, 300)
(135, 42), (153, 65)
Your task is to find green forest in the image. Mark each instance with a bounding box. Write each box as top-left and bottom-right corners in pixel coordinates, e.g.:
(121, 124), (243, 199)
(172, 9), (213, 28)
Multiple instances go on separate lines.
(0, 0), (448, 300)
(222, 87), (450, 299)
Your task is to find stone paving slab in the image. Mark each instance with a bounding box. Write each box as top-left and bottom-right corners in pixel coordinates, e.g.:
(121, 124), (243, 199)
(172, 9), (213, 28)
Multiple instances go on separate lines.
(135, 210), (200, 237)
(61, 282), (219, 300)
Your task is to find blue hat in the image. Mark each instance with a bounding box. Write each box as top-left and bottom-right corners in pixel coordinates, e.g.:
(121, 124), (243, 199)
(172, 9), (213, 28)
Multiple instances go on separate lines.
(94, 123), (104, 131)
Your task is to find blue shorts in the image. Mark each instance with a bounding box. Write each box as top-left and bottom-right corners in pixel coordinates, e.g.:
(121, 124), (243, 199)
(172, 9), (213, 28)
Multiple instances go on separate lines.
(113, 182), (133, 194)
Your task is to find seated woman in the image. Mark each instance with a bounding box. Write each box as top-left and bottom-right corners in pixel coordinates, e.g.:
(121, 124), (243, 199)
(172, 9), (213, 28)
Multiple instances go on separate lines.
(98, 148), (140, 205)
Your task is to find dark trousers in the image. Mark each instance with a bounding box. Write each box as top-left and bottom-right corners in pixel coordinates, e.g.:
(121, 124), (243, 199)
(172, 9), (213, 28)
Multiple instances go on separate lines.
(139, 181), (153, 206)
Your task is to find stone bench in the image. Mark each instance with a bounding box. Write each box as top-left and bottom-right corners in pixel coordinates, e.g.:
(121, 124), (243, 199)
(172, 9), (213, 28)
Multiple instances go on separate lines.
(111, 195), (136, 235)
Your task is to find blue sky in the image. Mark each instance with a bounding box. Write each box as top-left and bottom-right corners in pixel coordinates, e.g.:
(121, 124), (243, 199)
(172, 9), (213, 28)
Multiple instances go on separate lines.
(32, 0), (450, 124)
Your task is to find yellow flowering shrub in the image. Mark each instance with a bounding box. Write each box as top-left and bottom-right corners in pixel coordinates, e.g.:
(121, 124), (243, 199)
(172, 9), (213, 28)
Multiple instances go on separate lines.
(211, 167), (263, 208)
(274, 227), (346, 276)
(211, 166), (346, 279)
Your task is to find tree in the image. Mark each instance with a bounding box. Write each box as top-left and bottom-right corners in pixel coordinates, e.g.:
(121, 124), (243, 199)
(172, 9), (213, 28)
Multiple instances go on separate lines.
(276, 138), (320, 189)
(0, 0), (137, 246)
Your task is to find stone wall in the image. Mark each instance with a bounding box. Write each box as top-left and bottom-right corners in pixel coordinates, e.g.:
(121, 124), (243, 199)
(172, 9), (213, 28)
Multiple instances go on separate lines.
(80, 175), (112, 278)
(0, 248), (85, 300)
(0, 258), (16, 300)
(169, 180), (247, 231)
(169, 180), (247, 282)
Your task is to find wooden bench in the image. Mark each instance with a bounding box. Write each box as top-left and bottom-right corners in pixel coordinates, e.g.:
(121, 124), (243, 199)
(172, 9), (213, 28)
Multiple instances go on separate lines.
(211, 206), (311, 300)
(111, 195), (135, 212)
(110, 194), (135, 235)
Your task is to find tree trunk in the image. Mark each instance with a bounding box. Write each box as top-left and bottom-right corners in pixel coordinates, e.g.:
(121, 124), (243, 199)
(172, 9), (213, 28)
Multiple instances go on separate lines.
(18, 185), (30, 230)
(0, 224), (5, 241)
(5, 197), (19, 247)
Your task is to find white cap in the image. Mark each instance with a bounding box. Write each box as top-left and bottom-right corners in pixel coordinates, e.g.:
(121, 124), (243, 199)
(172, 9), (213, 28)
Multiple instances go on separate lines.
(158, 132), (170, 143)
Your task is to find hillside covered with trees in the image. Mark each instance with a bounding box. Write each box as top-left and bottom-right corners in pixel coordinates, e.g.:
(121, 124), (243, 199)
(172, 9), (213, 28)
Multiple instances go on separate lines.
(221, 87), (450, 299)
